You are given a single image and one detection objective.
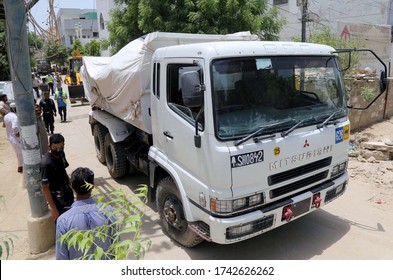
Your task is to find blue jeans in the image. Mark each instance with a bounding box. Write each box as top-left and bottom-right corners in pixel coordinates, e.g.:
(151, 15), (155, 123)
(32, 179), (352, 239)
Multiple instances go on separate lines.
(58, 106), (67, 122)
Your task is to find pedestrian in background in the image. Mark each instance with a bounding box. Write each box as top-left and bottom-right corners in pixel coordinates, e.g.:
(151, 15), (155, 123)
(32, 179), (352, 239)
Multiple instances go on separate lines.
(34, 99), (48, 156)
(55, 72), (63, 90)
(32, 74), (41, 98)
(39, 77), (50, 95)
(39, 91), (57, 134)
(0, 93), (10, 128)
(54, 87), (68, 122)
(41, 133), (74, 222)
(46, 73), (55, 95)
(56, 167), (116, 260)
(4, 103), (23, 173)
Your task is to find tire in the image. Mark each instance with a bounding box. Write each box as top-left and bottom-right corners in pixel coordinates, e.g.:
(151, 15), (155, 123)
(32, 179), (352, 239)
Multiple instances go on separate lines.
(156, 177), (203, 247)
(104, 133), (127, 178)
(93, 124), (107, 164)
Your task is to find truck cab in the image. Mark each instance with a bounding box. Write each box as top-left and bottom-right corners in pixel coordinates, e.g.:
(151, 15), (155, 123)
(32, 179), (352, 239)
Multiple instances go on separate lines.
(148, 41), (349, 245)
(85, 33), (387, 247)
(36, 59), (51, 76)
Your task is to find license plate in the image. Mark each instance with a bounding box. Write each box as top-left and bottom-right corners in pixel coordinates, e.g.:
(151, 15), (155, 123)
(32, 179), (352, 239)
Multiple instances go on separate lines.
(230, 150), (264, 168)
(292, 197), (311, 217)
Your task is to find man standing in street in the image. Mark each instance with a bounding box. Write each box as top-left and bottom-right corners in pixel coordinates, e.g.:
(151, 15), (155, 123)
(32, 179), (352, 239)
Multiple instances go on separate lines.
(46, 73), (55, 95)
(54, 87), (68, 122)
(32, 74), (41, 98)
(0, 93), (10, 127)
(56, 167), (115, 260)
(39, 91), (57, 134)
(41, 133), (74, 222)
(4, 103), (23, 173)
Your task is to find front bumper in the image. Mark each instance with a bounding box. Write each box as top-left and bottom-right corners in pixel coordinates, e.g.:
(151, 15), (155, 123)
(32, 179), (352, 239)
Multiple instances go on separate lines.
(191, 174), (348, 244)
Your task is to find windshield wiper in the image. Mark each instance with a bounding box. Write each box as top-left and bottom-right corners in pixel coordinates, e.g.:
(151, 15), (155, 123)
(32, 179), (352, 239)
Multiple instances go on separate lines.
(316, 109), (345, 129)
(281, 116), (315, 137)
(234, 120), (295, 146)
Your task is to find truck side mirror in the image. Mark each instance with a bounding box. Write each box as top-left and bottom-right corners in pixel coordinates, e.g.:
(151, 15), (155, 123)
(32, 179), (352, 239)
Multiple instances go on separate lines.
(181, 71), (203, 107)
(335, 48), (388, 110)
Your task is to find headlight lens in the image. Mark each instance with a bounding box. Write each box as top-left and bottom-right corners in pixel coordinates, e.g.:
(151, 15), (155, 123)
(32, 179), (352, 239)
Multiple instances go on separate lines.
(211, 193), (264, 215)
(331, 160), (348, 178)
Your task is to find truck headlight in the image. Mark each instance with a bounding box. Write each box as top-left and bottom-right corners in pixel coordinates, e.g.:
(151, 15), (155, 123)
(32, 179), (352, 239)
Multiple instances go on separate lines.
(210, 193), (264, 215)
(331, 160), (348, 178)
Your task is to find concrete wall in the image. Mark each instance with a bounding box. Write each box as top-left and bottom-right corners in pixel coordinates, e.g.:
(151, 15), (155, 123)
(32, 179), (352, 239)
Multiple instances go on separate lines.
(348, 77), (393, 131)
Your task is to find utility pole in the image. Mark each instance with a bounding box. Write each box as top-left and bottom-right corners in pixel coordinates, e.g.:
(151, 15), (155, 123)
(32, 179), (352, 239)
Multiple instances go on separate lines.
(301, 0), (308, 42)
(4, 0), (55, 254)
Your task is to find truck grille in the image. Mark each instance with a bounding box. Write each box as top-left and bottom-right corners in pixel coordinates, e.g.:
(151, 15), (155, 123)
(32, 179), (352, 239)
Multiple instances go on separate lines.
(268, 157), (332, 186)
(270, 170), (329, 199)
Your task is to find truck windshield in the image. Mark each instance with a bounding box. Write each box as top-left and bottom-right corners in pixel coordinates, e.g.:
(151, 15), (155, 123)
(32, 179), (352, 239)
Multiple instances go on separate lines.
(211, 56), (347, 140)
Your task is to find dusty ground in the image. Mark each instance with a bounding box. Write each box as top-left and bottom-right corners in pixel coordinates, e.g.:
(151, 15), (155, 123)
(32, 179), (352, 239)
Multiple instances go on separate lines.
(348, 119), (393, 211)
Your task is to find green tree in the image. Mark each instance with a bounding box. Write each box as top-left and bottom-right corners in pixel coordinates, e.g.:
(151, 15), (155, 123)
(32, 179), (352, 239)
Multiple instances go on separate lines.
(28, 32), (44, 67)
(57, 44), (70, 66)
(0, 21), (10, 81)
(108, 0), (144, 54)
(28, 32), (43, 51)
(72, 38), (85, 55)
(84, 40), (101, 56)
(108, 0), (286, 54)
(59, 185), (151, 260)
(44, 38), (70, 66)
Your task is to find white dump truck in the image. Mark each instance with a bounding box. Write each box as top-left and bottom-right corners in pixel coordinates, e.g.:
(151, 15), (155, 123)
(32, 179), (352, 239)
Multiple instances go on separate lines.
(81, 32), (386, 247)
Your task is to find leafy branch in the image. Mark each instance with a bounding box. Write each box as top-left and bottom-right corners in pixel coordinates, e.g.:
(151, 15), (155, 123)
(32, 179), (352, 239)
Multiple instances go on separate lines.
(58, 185), (151, 260)
(0, 195), (17, 259)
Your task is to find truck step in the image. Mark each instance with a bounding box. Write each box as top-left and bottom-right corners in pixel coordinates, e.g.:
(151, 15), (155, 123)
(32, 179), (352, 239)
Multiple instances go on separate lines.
(188, 222), (211, 242)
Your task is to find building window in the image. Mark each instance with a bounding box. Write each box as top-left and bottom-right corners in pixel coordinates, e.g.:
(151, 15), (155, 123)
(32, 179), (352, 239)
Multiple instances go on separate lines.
(100, 13), (105, 30)
(93, 32), (99, 38)
(70, 36), (74, 45)
(273, 0), (288, 5)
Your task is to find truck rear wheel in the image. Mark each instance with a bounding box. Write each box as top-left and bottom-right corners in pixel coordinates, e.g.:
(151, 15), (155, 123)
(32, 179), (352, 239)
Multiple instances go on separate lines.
(104, 134), (127, 178)
(93, 124), (107, 163)
(156, 177), (203, 247)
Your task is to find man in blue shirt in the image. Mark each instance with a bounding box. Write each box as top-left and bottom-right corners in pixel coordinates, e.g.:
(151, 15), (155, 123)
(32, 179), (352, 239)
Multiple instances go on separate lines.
(54, 87), (68, 122)
(55, 167), (116, 260)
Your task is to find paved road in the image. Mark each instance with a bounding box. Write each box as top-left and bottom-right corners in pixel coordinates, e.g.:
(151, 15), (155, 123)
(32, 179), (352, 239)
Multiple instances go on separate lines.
(2, 98), (393, 260)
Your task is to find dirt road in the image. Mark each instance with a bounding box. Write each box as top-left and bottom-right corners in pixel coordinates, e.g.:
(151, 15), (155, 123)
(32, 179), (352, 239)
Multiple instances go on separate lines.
(1, 103), (393, 260)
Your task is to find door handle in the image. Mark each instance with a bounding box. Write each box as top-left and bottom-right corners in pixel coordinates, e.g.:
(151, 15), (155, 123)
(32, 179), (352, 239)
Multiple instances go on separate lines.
(163, 131), (173, 139)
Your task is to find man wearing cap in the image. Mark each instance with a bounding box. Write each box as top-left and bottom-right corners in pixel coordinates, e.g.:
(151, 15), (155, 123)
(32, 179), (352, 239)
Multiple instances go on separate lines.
(4, 102), (23, 173)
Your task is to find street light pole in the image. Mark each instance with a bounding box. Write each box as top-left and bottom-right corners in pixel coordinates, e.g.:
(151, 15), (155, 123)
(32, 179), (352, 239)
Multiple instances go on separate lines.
(4, 0), (55, 254)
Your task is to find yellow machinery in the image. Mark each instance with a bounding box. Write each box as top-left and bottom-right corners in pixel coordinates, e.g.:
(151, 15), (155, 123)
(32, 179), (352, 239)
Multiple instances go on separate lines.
(66, 50), (85, 100)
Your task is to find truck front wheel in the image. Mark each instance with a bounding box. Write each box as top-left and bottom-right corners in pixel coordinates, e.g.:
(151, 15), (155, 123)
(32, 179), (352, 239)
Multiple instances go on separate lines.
(104, 134), (127, 178)
(156, 177), (203, 247)
(93, 124), (107, 163)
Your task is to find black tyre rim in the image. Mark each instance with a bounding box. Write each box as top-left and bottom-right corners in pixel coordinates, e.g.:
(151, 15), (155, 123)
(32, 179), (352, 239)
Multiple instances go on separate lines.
(163, 196), (187, 232)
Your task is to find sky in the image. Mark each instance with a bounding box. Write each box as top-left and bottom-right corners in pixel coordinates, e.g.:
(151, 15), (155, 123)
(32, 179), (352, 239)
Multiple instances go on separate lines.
(29, 0), (96, 30)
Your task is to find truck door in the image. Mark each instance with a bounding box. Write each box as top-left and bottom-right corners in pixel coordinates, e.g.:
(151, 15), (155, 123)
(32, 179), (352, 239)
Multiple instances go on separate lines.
(155, 59), (205, 184)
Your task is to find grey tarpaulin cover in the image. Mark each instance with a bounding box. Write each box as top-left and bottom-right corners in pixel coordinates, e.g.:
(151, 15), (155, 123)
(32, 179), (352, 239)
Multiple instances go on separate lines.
(81, 31), (258, 133)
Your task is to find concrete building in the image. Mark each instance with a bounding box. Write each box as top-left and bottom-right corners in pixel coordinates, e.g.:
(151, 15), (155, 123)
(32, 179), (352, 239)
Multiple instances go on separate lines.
(56, 8), (99, 49)
(96, 0), (116, 56)
(270, 0), (393, 73)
